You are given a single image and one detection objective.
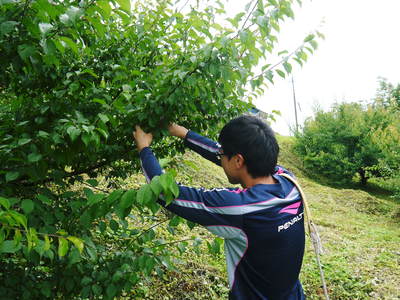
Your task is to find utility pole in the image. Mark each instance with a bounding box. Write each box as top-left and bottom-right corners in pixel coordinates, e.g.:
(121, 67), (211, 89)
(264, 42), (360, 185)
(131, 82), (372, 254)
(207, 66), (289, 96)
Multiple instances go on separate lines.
(291, 76), (299, 133)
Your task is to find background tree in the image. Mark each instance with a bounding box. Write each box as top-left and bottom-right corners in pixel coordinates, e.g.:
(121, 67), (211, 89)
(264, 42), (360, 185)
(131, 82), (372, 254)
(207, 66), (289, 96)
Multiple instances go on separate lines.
(0, 0), (320, 298)
(374, 77), (400, 112)
(294, 80), (400, 186)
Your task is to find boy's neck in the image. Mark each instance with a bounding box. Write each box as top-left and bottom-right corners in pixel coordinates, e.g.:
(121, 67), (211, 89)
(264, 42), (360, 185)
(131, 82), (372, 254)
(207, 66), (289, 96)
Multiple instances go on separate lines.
(241, 174), (278, 188)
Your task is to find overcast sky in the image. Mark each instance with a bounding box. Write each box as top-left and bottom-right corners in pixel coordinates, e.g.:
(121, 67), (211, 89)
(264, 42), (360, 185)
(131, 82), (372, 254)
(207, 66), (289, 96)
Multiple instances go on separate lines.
(239, 0), (400, 135)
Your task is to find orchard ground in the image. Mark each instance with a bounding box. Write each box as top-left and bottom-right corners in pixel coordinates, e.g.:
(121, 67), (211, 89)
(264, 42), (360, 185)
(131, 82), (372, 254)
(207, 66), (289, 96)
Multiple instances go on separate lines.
(117, 136), (400, 299)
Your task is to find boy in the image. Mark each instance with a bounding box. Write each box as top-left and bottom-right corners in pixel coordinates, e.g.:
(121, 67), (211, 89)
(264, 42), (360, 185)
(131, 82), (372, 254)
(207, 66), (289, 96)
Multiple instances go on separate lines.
(133, 115), (305, 299)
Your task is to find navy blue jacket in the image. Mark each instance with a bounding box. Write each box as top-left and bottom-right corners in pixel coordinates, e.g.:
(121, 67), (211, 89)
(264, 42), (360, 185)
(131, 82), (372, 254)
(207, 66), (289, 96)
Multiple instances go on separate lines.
(139, 130), (305, 299)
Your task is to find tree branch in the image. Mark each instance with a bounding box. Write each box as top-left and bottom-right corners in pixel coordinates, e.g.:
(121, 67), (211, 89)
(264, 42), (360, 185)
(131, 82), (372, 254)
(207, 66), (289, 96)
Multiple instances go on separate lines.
(231, 0), (259, 40)
(249, 43), (305, 81)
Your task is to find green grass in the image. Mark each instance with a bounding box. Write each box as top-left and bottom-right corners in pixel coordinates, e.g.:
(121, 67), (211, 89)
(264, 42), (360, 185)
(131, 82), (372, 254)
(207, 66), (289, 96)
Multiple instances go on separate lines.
(125, 136), (400, 299)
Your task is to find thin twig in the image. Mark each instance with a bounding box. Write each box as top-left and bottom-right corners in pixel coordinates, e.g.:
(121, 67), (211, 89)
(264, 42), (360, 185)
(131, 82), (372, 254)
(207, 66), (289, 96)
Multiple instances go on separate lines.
(3, 225), (73, 239)
(82, 181), (110, 193)
(249, 43), (305, 81)
(231, 0), (259, 40)
(131, 218), (170, 242)
(150, 237), (194, 249)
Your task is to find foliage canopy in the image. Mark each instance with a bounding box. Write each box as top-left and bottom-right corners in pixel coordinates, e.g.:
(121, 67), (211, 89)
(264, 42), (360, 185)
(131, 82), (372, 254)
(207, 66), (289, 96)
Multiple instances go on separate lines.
(0, 0), (320, 298)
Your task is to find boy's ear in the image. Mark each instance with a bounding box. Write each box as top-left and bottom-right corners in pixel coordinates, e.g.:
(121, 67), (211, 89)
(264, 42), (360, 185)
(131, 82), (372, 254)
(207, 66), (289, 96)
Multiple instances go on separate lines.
(235, 154), (245, 168)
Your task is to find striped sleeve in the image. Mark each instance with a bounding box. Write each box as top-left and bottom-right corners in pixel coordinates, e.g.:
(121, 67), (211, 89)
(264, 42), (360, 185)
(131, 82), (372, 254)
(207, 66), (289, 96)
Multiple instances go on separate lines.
(184, 130), (221, 166)
(139, 147), (244, 236)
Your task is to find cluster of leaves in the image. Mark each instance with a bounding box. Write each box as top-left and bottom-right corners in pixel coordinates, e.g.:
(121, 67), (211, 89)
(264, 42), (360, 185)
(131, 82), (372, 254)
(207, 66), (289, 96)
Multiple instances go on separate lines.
(0, 173), (186, 299)
(1, 0), (320, 298)
(294, 79), (400, 186)
(374, 77), (400, 112)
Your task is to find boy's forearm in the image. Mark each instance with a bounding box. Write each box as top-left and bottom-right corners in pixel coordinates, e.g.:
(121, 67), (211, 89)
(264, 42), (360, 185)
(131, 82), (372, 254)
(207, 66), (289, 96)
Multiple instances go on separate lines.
(168, 124), (189, 139)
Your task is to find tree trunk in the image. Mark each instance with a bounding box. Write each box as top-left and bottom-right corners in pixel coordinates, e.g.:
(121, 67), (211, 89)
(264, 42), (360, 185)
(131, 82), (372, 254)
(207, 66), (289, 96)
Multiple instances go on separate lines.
(359, 169), (368, 185)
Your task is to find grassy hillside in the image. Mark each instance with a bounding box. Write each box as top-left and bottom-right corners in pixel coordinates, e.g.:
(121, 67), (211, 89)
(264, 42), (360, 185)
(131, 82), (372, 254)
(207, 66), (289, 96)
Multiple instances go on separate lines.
(127, 136), (400, 299)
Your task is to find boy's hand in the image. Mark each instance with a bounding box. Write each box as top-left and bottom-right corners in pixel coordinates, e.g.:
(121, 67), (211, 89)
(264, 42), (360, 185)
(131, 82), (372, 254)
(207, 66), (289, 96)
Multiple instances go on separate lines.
(168, 123), (189, 139)
(133, 125), (153, 151)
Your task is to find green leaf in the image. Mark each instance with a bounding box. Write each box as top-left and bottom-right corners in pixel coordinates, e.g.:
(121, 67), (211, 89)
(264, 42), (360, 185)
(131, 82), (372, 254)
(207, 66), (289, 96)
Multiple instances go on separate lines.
(268, 0), (278, 7)
(283, 61), (292, 74)
(310, 40), (318, 50)
(239, 31), (248, 44)
(57, 230), (68, 236)
(18, 138), (31, 146)
(298, 51), (308, 61)
(53, 38), (65, 54)
(136, 184), (155, 205)
(107, 190), (124, 205)
(34, 239), (46, 256)
(68, 247), (82, 265)
(58, 238), (69, 257)
(98, 113), (109, 123)
(159, 173), (179, 198)
(278, 50), (289, 56)
(147, 200), (160, 214)
(276, 69), (286, 78)
(170, 182), (179, 198)
(40, 282), (52, 298)
(0, 229), (6, 244)
(98, 221), (106, 233)
(264, 70), (274, 84)
(28, 153), (42, 163)
(87, 193), (104, 206)
(159, 173), (173, 193)
(187, 220), (196, 230)
(28, 228), (38, 244)
(37, 130), (50, 138)
(0, 197), (10, 210)
(93, 98), (106, 105)
(0, 21), (18, 36)
(21, 199), (34, 214)
(120, 190), (136, 209)
(92, 284), (102, 296)
(150, 176), (162, 196)
(45, 249), (54, 261)
(86, 179), (98, 187)
(106, 284), (117, 299)
(81, 276), (92, 285)
(37, 194), (52, 205)
(144, 257), (156, 275)
(67, 126), (81, 142)
(13, 229), (22, 246)
(97, 0), (112, 18)
(59, 36), (79, 54)
(67, 236), (84, 253)
(84, 187), (94, 199)
(81, 133), (91, 146)
(80, 68), (98, 78)
(304, 33), (315, 42)
(116, 0), (130, 11)
(256, 15), (268, 28)
(96, 128), (109, 139)
(18, 44), (36, 61)
(44, 234), (51, 251)
(207, 237), (223, 254)
(169, 215), (181, 227)
(9, 211), (27, 229)
(0, 232), (5, 246)
(109, 219), (119, 232)
(0, 240), (21, 253)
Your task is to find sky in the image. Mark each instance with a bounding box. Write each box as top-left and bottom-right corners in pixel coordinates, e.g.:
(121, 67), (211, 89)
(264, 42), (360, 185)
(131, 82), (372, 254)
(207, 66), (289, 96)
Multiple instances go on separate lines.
(230, 0), (400, 135)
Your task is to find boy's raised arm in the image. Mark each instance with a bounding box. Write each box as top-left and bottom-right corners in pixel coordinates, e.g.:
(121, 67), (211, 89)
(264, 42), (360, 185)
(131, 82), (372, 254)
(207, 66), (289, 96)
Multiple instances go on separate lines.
(168, 123), (221, 166)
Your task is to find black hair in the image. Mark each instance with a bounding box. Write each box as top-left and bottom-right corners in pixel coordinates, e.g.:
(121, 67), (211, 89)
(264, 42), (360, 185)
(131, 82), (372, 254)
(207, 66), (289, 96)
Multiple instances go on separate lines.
(218, 115), (279, 178)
